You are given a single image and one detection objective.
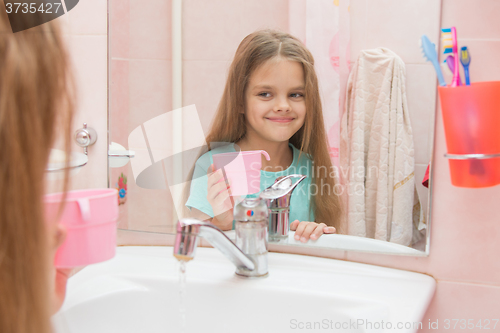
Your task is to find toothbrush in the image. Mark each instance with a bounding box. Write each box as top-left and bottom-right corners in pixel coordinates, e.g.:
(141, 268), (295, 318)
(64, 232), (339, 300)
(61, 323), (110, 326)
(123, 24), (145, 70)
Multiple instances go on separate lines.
(419, 35), (446, 86)
(444, 55), (462, 85)
(460, 46), (471, 85)
(441, 27), (461, 87)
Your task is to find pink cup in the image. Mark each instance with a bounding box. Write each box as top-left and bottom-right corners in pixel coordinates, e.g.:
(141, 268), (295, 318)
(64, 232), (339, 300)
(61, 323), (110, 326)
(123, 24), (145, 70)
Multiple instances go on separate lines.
(212, 150), (270, 196)
(44, 188), (119, 268)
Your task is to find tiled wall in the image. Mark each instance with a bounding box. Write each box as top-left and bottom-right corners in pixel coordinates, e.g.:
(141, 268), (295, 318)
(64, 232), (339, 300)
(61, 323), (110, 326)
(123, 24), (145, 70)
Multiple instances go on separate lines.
(46, 0), (108, 193)
(109, 0), (174, 232)
(67, 0), (107, 188)
(71, 0), (500, 330)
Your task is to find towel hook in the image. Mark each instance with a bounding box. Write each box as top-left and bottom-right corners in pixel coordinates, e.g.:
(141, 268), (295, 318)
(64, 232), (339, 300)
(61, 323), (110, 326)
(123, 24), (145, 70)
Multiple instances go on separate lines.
(75, 123), (97, 155)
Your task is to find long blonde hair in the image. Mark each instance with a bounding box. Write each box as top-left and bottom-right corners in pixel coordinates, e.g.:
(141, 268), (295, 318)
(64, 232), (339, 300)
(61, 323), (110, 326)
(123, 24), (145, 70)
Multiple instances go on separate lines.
(189, 29), (342, 230)
(0, 5), (74, 333)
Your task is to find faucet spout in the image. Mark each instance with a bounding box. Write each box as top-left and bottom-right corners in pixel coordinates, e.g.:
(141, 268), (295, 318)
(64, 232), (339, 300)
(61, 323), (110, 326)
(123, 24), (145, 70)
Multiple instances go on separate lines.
(174, 218), (255, 272)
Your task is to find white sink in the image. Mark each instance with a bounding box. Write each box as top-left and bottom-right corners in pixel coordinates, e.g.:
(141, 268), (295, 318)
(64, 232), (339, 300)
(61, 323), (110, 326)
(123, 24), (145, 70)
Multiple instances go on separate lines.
(53, 246), (435, 333)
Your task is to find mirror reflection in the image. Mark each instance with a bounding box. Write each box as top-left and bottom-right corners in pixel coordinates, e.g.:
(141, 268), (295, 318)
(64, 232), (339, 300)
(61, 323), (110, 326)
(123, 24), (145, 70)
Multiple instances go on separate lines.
(109, 0), (439, 255)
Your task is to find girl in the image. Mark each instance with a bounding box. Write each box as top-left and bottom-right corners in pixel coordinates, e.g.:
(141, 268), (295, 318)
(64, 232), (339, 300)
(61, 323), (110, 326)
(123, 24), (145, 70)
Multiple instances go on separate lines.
(186, 29), (342, 242)
(0, 6), (75, 333)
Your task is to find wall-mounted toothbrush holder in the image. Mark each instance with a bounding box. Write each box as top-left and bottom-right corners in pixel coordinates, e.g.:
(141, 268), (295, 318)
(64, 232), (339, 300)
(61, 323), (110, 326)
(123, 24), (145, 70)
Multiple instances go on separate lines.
(439, 82), (500, 188)
(75, 123), (97, 155)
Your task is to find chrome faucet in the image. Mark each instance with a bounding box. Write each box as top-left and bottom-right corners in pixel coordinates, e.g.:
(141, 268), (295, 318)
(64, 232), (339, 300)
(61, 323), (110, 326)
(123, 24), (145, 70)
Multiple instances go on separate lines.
(174, 197), (269, 278)
(259, 174), (307, 241)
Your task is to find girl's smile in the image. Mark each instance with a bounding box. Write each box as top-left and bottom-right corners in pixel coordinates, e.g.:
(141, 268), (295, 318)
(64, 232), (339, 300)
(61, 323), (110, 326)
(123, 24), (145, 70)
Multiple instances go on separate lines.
(265, 116), (295, 123)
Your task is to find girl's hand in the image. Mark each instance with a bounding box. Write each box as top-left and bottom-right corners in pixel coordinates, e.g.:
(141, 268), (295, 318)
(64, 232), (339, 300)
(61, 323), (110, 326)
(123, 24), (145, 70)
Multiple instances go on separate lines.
(206, 164), (234, 230)
(290, 220), (336, 243)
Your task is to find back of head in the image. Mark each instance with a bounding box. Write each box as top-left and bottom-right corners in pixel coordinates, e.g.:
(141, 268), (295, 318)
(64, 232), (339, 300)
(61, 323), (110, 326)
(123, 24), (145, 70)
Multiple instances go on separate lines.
(0, 3), (73, 333)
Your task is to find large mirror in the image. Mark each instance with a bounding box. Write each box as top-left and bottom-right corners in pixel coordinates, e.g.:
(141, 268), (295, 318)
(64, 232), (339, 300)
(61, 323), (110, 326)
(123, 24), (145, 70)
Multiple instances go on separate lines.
(108, 0), (440, 255)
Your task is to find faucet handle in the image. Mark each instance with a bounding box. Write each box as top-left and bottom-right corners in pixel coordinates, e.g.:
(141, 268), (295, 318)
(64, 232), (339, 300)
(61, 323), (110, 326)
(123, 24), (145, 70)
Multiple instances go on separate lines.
(274, 174), (307, 189)
(259, 174), (307, 201)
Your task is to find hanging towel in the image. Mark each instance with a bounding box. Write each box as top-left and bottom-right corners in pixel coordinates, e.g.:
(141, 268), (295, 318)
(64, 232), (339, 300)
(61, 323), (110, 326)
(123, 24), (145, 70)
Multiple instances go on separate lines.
(340, 48), (424, 246)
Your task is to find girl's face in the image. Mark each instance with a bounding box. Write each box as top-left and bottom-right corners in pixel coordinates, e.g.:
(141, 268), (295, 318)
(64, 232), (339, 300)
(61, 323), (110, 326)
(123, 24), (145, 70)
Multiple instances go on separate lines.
(244, 58), (306, 143)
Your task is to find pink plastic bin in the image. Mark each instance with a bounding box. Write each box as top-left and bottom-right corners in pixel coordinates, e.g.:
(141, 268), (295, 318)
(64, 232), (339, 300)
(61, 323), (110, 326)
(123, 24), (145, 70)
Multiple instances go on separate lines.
(44, 188), (119, 268)
(212, 150), (270, 196)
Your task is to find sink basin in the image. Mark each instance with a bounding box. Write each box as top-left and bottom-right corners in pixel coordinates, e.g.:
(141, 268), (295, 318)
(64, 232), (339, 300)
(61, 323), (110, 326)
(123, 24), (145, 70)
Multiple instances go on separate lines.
(53, 246), (435, 333)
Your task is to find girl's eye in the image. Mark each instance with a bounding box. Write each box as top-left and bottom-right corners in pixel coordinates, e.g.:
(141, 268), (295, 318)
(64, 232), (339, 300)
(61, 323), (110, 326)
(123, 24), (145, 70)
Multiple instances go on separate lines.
(258, 92), (271, 98)
(290, 93), (304, 98)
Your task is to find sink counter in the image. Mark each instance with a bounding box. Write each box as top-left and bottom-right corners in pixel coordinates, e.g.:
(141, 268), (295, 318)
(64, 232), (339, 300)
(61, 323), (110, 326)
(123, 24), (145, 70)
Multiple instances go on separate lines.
(53, 246), (435, 333)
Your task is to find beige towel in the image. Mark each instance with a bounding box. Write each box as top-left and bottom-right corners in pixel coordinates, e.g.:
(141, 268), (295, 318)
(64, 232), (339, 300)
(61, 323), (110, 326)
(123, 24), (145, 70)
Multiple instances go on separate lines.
(340, 48), (424, 246)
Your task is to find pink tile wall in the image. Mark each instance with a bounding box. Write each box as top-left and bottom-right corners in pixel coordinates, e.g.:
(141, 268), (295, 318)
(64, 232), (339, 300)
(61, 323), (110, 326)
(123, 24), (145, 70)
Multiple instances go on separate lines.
(109, 0), (130, 228)
(67, 34), (108, 190)
(128, 0), (172, 60)
(109, 59), (129, 145)
(66, 0), (107, 35)
(109, 0), (129, 59)
(45, 0), (108, 194)
(109, 0), (175, 232)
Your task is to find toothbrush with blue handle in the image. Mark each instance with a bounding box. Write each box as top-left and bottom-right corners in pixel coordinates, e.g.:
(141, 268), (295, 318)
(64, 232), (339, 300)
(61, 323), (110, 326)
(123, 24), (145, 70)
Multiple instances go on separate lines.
(419, 35), (446, 86)
(460, 46), (471, 86)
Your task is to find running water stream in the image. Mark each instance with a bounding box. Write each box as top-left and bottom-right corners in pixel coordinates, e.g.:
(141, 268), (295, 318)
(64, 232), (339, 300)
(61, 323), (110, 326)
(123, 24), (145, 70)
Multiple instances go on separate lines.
(178, 259), (188, 333)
